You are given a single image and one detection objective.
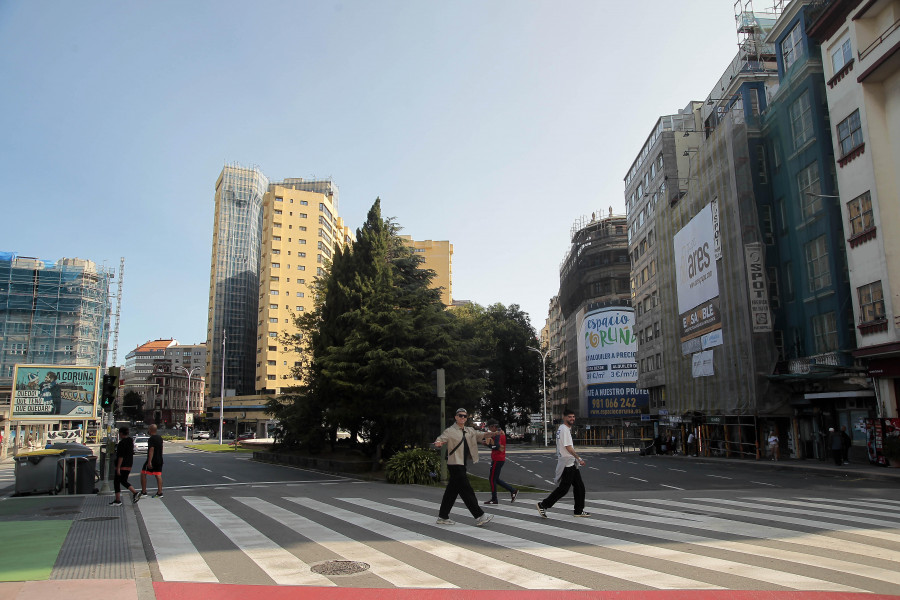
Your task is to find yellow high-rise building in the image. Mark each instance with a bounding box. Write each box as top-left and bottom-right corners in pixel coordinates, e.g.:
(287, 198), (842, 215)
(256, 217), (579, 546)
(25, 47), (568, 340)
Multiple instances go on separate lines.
(398, 236), (453, 306)
(256, 178), (353, 394)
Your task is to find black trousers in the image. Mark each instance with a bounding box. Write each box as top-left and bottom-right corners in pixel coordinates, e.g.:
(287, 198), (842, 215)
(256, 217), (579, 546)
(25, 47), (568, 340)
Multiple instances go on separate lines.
(114, 468), (132, 494)
(439, 464), (484, 519)
(541, 465), (585, 514)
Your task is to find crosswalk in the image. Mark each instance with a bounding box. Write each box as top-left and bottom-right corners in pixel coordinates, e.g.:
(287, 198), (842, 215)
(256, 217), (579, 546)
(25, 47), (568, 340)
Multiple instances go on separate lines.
(136, 493), (900, 593)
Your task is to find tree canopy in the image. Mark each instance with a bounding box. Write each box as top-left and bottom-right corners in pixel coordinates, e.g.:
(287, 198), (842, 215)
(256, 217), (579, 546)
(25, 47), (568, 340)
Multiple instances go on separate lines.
(268, 199), (543, 462)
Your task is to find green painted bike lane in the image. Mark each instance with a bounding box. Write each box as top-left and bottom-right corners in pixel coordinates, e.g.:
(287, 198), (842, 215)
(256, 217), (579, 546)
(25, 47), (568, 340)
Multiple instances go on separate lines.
(0, 497), (79, 582)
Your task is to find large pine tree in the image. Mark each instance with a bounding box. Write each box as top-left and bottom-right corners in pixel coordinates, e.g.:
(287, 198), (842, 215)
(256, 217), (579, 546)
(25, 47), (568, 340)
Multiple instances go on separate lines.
(270, 199), (477, 462)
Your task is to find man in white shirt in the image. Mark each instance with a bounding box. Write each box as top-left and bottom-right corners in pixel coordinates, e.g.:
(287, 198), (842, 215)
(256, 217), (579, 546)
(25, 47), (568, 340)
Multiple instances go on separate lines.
(536, 408), (588, 518)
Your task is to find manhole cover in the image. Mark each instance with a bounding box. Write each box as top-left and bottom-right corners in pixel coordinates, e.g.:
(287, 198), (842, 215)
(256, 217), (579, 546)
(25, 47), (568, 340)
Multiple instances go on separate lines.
(310, 560), (370, 576)
(78, 516), (119, 522)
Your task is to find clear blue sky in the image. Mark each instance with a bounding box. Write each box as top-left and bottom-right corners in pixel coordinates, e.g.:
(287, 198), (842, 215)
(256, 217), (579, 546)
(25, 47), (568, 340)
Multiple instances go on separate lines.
(0, 0), (742, 361)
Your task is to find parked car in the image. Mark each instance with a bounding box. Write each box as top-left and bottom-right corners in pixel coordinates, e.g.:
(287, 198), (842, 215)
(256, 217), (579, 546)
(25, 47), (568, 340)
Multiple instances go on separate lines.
(236, 432), (255, 441)
(192, 430), (211, 441)
(134, 436), (149, 454)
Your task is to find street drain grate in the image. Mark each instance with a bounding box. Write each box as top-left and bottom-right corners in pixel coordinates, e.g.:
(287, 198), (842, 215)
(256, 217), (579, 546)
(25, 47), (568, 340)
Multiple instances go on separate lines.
(310, 560), (370, 576)
(78, 516), (120, 522)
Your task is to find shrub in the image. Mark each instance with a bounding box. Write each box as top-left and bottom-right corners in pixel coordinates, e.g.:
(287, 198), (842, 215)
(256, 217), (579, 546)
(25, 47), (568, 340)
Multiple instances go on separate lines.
(385, 448), (442, 485)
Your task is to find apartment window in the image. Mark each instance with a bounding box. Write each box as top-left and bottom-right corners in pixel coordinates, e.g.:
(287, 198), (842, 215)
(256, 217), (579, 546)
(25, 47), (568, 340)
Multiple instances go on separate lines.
(798, 161), (821, 218)
(269, 318), (278, 323)
(274, 210), (282, 215)
(805, 235), (831, 292)
(273, 236), (281, 241)
(268, 346), (276, 351)
(273, 222), (281, 228)
(858, 281), (885, 323)
(269, 304), (278, 309)
(267, 360), (276, 366)
(300, 200), (308, 205)
(297, 265), (305, 271)
(812, 312), (838, 354)
(768, 267), (780, 309)
(789, 92), (813, 149)
(270, 276), (279, 282)
(267, 375), (276, 381)
(782, 23), (803, 70)
(762, 205), (775, 245)
(275, 197), (283, 202)
(757, 149), (768, 184)
(272, 249), (280, 254)
(836, 110), (863, 157)
(847, 191), (874, 236)
(271, 263), (280, 268)
(268, 332), (277, 337)
(270, 290), (279, 295)
(785, 261), (794, 301)
(831, 38), (852, 73)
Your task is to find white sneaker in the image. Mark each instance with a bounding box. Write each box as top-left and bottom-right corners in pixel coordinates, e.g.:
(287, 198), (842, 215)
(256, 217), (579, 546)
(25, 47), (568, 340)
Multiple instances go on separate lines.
(475, 514), (493, 527)
(435, 518), (454, 525)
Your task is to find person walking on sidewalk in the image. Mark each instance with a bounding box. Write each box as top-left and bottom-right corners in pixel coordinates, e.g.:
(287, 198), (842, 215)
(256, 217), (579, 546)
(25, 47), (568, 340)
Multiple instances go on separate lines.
(140, 423), (164, 498)
(537, 408), (589, 518)
(433, 408), (497, 526)
(110, 426), (141, 506)
(840, 426), (852, 464)
(828, 427), (843, 466)
(483, 419), (517, 505)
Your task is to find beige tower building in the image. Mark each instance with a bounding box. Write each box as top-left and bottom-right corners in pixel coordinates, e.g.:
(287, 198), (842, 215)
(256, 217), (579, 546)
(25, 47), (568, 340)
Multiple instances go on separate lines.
(256, 178), (353, 394)
(398, 236), (453, 306)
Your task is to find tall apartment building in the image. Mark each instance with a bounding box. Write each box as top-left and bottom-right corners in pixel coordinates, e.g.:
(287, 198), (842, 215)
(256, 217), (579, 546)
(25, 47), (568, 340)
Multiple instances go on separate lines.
(809, 0), (900, 419)
(257, 178), (352, 395)
(398, 236), (453, 306)
(206, 165), (268, 399)
(0, 252), (113, 405)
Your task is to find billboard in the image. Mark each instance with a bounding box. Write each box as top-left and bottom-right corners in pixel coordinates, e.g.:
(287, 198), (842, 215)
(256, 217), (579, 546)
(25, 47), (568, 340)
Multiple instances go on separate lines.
(675, 203), (722, 344)
(578, 307), (649, 418)
(12, 364), (99, 420)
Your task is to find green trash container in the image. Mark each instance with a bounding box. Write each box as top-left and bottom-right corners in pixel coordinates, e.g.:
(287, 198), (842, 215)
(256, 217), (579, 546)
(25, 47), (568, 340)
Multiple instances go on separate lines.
(14, 450), (66, 496)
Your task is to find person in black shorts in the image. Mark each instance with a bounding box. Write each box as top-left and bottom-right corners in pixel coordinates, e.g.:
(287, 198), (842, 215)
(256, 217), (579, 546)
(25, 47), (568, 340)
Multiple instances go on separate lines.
(140, 423), (164, 498)
(111, 426), (141, 506)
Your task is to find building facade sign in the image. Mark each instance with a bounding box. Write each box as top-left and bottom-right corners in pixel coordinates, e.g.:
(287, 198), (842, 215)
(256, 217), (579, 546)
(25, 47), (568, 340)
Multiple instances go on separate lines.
(11, 364), (99, 420)
(745, 242), (773, 333)
(674, 203), (720, 314)
(577, 306), (649, 418)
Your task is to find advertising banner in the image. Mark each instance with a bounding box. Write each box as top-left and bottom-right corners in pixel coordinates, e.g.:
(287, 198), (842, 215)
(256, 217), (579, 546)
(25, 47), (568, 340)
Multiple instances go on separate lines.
(12, 364), (99, 420)
(679, 297), (722, 344)
(674, 203), (720, 315)
(745, 242), (773, 333)
(578, 307), (649, 418)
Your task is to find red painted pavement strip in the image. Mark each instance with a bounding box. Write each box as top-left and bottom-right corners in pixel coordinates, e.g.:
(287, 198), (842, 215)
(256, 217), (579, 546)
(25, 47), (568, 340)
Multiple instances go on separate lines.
(154, 584), (900, 600)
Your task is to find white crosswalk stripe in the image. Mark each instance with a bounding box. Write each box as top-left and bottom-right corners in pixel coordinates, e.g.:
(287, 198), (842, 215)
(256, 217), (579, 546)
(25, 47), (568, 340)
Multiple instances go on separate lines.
(184, 496), (334, 586)
(136, 493), (900, 592)
(354, 497), (720, 589)
(138, 497), (217, 582)
(235, 497), (456, 588)
(289, 497), (585, 590)
(394, 498), (862, 592)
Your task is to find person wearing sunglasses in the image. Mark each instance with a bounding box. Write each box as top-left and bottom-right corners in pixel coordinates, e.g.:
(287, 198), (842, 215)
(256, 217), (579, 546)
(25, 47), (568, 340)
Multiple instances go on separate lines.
(433, 408), (498, 526)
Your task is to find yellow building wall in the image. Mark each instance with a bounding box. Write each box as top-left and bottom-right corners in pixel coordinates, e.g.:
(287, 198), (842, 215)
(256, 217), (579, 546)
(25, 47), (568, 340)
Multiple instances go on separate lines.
(399, 236), (453, 306)
(256, 185), (352, 394)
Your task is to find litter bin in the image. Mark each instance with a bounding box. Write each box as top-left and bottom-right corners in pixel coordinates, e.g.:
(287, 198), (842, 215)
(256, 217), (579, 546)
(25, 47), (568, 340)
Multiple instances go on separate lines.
(14, 450), (66, 496)
(65, 455), (98, 494)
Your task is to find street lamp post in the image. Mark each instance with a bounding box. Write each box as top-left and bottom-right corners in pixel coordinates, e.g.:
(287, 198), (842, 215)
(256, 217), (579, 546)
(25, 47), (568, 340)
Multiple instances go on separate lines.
(527, 346), (549, 447)
(176, 366), (199, 442)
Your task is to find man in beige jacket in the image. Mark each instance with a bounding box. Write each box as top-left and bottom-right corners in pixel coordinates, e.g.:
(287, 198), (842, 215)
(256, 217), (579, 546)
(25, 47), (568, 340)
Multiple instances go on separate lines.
(433, 408), (497, 526)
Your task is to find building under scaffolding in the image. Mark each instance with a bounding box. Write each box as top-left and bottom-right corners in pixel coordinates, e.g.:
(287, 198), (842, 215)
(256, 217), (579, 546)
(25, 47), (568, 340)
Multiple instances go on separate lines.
(0, 252), (113, 405)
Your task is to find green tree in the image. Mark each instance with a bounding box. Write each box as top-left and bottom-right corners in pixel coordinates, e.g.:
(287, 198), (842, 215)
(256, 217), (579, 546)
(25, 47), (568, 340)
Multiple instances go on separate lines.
(472, 303), (542, 429)
(270, 199), (480, 463)
(121, 390), (144, 423)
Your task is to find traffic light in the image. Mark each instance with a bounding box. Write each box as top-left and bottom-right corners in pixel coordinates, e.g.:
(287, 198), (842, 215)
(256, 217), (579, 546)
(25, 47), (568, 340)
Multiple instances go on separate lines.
(100, 371), (119, 413)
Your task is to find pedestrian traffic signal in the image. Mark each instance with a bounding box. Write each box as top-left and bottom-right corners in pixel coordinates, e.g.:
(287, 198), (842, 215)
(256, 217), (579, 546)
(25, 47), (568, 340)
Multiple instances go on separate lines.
(100, 373), (118, 412)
